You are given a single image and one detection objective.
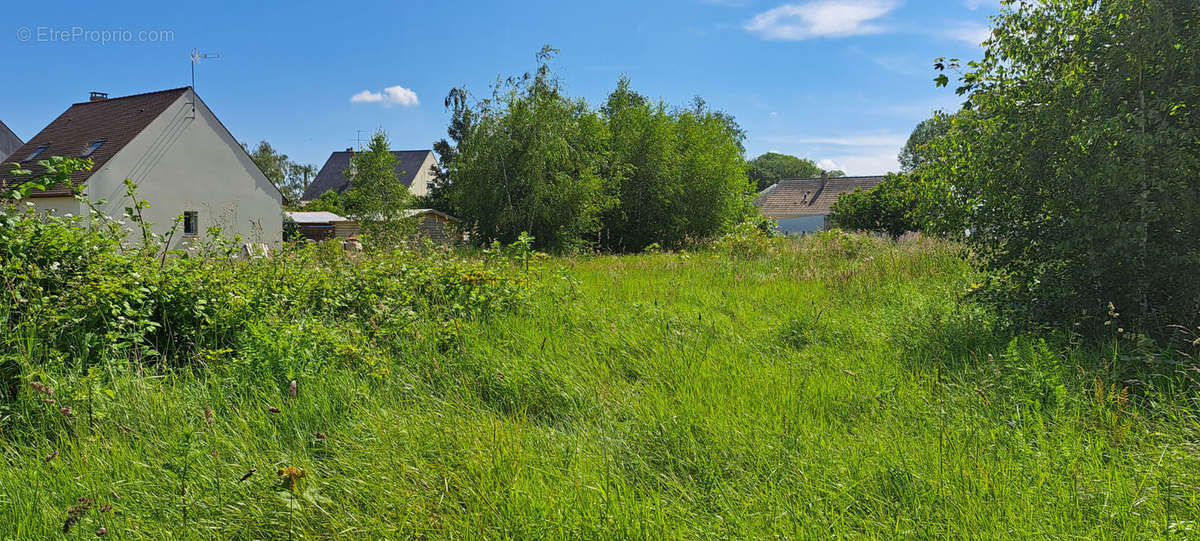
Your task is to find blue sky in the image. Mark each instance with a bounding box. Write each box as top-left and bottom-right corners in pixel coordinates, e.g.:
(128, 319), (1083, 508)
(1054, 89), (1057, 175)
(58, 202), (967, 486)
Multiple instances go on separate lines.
(0, 0), (1000, 175)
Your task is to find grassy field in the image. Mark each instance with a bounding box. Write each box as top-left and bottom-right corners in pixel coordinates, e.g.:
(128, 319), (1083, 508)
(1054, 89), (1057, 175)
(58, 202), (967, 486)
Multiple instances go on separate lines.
(2, 233), (1198, 538)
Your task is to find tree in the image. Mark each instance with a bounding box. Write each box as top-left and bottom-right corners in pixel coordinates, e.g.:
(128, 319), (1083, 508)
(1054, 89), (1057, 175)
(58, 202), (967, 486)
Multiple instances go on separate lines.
(599, 77), (752, 251)
(898, 113), (951, 173)
(424, 87), (474, 214)
(341, 130), (413, 244)
(829, 173), (919, 239)
(747, 152), (843, 192)
(926, 0), (1200, 336)
(244, 141), (317, 204)
(445, 46), (611, 252)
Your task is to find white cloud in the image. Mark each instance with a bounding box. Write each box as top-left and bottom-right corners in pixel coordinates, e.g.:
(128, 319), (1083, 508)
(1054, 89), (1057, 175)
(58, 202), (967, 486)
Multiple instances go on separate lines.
(744, 0), (900, 41)
(817, 158), (840, 170)
(350, 90), (383, 103)
(349, 85), (420, 107)
(944, 22), (991, 46)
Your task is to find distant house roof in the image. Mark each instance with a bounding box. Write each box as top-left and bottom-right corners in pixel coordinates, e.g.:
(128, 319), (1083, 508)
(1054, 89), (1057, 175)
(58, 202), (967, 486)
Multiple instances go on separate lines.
(755, 175), (885, 218)
(0, 88), (191, 197)
(0, 119), (22, 162)
(286, 211), (354, 224)
(301, 149), (433, 201)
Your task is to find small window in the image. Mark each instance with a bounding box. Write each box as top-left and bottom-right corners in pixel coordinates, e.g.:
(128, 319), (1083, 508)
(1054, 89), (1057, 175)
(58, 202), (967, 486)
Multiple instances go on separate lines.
(22, 145), (48, 163)
(183, 211), (199, 236)
(80, 140), (106, 158)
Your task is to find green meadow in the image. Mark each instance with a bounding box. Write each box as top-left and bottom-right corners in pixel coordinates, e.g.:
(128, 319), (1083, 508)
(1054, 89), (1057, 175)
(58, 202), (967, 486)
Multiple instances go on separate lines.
(2, 233), (1198, 538)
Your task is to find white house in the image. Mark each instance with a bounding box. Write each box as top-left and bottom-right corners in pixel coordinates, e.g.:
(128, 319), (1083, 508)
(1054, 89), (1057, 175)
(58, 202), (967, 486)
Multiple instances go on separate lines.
(0, 88), (283, 247)
(755, 174), (885, 235)
(0, 119), (22, 162)
(300, 148), (436, 201)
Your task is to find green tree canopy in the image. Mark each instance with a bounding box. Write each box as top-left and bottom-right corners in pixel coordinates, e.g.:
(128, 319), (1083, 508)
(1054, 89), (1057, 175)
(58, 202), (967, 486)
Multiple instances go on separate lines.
(829, 173), (920, 239)
(599, 77), (752, 251)
(898, 113), (952, 173)
(925, 0), (1200, 335)
(442, 48), (751, 253)
(342, 130), (410, 219)
(446, 47), (610, 252)
(244, 141), (317, 204)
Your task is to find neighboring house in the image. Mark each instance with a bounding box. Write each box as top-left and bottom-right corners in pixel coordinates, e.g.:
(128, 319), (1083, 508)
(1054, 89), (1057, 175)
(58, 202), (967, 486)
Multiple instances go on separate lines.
(755, 174), (885, 235)
(286, 208), (461, 244)
(286, 211), (359, 241)
(0, 119), (22, 163)
(300, 149), (435, 201)
(0, 88), (283, 247)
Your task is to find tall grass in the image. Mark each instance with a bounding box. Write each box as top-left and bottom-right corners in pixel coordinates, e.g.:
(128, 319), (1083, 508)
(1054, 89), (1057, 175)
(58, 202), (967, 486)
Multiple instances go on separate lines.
(1, 232), (1198, 538)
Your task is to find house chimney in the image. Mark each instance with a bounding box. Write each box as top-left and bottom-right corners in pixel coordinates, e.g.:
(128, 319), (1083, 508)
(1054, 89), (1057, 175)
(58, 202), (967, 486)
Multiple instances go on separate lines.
(346, 147), (353, 152)
(820, 170), (829, 191)
(89, 92), (109, 102)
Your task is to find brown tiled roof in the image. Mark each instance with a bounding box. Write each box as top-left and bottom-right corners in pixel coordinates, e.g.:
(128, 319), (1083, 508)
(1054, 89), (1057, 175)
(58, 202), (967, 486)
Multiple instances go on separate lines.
(755, 175), (885, 218)
(0, 88), (189, 197)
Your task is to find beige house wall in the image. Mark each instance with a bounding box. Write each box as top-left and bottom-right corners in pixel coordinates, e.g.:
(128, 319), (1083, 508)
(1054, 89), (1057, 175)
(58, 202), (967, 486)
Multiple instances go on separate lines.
(406, 152), (437, 198)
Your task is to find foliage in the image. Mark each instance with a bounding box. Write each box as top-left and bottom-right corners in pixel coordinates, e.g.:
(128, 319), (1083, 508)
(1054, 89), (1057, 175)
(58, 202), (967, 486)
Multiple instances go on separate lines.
(599, 77), (753, 251)
(442, 48), (752, 253)
(747, 152), (843, 192)
(897, 113), (951, 173)
(829, 173), (920, 238)
(445, 46), (611, 253)
(341, 130), (416, 247)
(4, 234), (1198, 538)
(301, 189), (346, 215)
(926, 0), (1200, 336)
(424, 88), (474, 216)
(244, 141), (317, 204)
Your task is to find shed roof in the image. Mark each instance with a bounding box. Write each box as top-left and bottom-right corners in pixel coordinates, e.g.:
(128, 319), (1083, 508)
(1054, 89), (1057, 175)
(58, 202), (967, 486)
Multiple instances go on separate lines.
(286, 211), (353, 224)
(755, 175), (885, 218)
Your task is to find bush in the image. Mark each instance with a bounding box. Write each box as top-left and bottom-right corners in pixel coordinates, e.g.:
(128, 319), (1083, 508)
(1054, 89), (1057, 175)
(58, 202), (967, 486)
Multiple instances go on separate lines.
(925, 0), (1200, 338)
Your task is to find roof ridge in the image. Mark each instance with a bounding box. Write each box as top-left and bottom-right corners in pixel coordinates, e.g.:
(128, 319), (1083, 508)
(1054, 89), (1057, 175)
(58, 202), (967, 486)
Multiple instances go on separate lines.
(71, 87), (191, 106)
(779, 175), (887, 182)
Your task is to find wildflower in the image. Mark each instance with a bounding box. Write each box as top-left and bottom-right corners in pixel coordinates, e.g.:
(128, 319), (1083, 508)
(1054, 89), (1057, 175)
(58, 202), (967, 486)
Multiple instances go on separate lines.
(288, 379), (298, 398)
(313, 432), (326, 440)
(29, 381), (54, 396)
(60, 406), (72, 416)
(43, 398), (56, 404)
(99, 504), (112, 513)
(268, 406), (281, 414)
(277, 466), (306, 492)
(96, 527), (107, 536)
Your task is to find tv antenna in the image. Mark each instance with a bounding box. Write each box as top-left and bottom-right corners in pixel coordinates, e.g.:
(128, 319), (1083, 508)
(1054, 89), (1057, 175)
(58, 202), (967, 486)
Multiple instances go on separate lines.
(349, 130), (368, 150)
(190, 49), (220, 89)
(189, 49), (220, 115)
